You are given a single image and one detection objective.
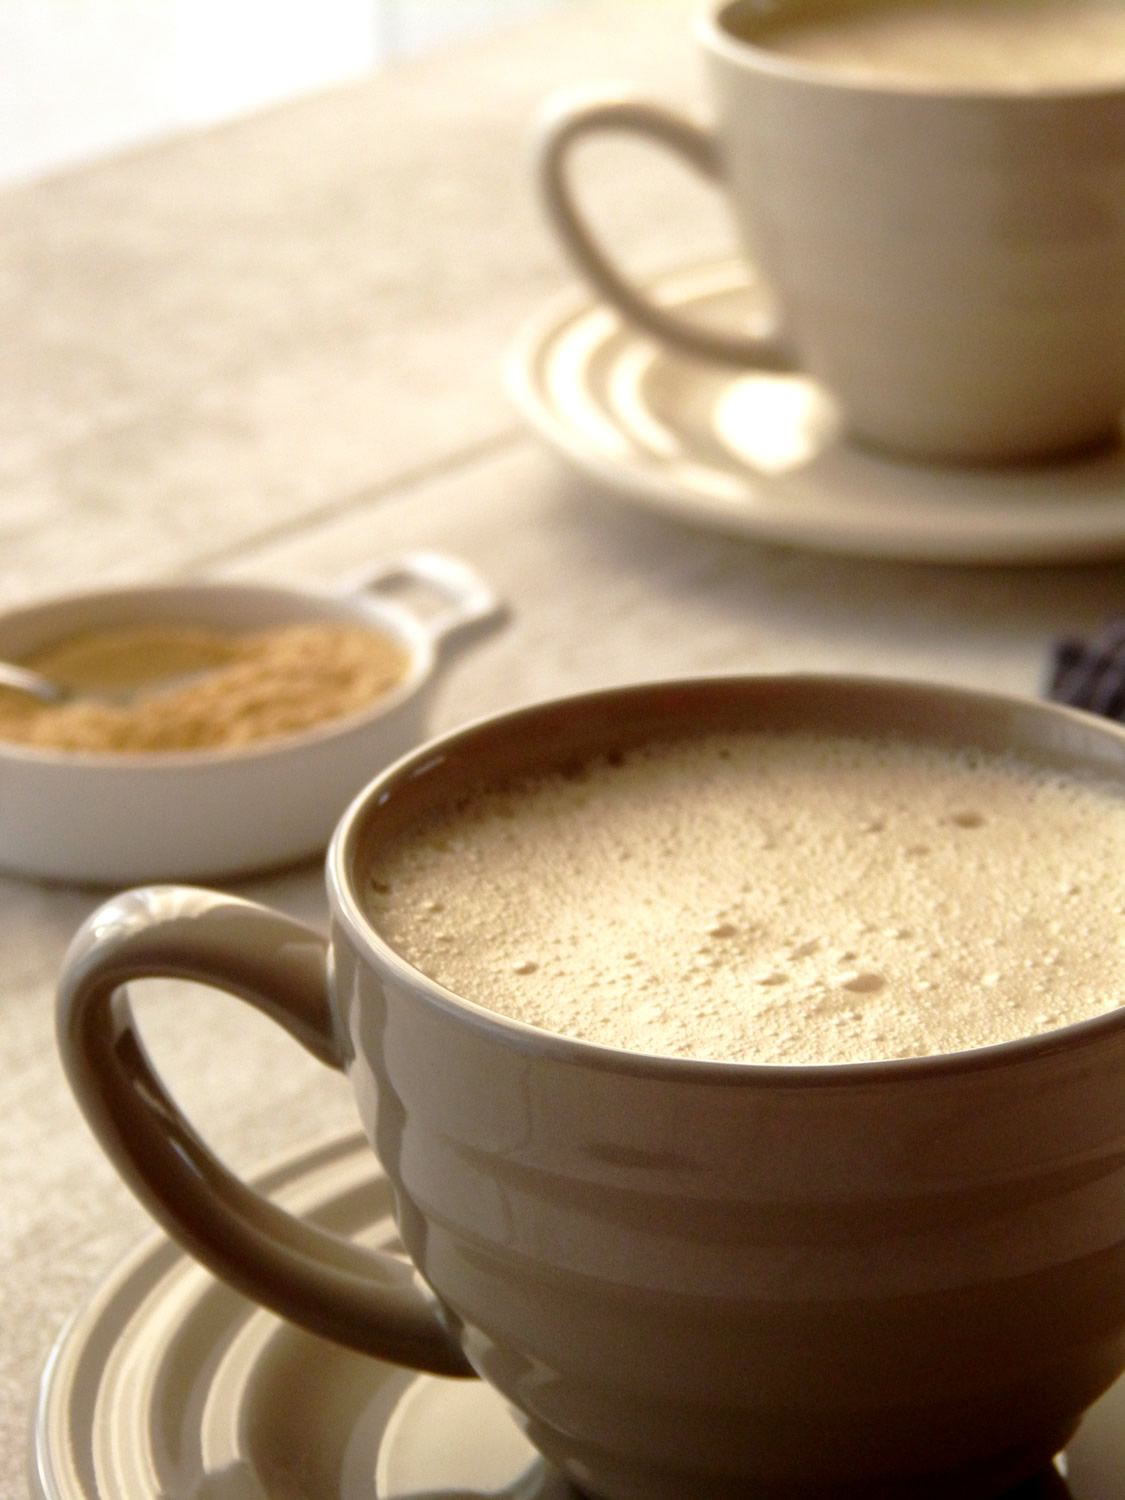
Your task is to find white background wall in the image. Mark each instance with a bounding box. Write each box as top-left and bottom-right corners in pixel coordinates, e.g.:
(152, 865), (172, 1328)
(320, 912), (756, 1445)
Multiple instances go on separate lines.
(0, 0), (566, 187)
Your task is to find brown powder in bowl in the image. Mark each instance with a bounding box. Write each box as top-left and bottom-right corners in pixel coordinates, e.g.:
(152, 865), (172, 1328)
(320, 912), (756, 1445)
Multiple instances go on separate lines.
(0, 621), (410, 753)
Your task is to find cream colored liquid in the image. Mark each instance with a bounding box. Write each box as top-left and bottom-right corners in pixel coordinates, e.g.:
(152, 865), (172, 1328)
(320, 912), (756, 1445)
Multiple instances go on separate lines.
(364, 732), (1125, 1066)
(743, 0), (1125, 90)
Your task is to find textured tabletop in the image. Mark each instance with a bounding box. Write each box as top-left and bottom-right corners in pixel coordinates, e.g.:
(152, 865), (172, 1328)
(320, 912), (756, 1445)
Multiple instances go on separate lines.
(3, 2), (1125, 1494)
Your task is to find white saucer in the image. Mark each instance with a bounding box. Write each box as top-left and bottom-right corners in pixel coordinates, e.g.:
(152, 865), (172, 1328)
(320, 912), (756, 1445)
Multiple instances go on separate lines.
(30, 1130), (559, 1500)
(507, 258), (1125, 565)
(30, 1128), (1125, 1499)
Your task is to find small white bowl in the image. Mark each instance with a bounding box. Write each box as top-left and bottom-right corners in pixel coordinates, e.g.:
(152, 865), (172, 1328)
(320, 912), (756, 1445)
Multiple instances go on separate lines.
(0, 552), (504, 885)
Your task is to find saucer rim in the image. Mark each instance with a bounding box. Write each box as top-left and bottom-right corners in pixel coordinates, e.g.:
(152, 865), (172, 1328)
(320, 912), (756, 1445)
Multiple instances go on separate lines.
(506, 259), (1125, 566)
(28, 1127), (385, 1500)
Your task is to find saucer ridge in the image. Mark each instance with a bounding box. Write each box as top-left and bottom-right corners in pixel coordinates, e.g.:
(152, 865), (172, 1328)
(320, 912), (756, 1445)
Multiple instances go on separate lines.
(31, 1131), (399, 1500)
(30, 1126), (1125, 1499)
(507, 259), (1125, 565)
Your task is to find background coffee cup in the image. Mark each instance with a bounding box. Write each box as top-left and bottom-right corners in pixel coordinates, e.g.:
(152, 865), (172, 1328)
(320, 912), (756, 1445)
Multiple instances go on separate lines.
(535, 0), (1125, 464)
(56, 676), (1125, 1499)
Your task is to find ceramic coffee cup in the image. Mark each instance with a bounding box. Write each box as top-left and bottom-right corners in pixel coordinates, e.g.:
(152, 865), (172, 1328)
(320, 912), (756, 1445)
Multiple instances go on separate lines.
(535, 0), (1125, 464)
(56, 676), (1125, 1500)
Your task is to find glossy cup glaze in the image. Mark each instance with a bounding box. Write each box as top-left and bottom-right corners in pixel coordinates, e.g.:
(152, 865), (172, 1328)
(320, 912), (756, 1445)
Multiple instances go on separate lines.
(56, 676), (1125, 1499)
(0, 551), (502, 883)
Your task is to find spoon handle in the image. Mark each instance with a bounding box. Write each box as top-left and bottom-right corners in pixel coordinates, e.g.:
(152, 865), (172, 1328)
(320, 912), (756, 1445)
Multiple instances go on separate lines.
(0, 661), (65, 704)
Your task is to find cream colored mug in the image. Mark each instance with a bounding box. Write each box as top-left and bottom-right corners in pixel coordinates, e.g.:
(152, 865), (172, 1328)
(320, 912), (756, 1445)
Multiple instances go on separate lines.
(56, 677), (1125, 1499)
(535, 0), (1125, 464)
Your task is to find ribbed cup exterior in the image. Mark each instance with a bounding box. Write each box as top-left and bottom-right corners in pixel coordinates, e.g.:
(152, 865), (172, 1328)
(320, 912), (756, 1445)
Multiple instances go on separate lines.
(703, 0), (1125, 463)
(329, 677), (1125, 1498)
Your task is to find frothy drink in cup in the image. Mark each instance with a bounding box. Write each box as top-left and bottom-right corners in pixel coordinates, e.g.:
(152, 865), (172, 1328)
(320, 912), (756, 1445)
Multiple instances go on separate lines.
(53, 679), (1125, 1499)
(742, 0), (1125, 89)
(365, 730), (1125, 1065)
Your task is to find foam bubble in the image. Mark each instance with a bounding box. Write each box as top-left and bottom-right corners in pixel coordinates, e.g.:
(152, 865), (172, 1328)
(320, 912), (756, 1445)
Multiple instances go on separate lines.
(840, 971), (886, 994)
(708, 921), (739, 939)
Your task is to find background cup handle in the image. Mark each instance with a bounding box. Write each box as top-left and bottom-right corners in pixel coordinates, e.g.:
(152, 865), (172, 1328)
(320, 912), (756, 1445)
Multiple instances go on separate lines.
(56, 884), (473, 1376)
(535, 86), (795, 369)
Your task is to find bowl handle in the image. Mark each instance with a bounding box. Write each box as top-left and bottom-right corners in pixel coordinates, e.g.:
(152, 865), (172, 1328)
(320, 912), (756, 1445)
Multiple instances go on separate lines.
(343, 551), (505, 650)
(56, 884), (474, 1377)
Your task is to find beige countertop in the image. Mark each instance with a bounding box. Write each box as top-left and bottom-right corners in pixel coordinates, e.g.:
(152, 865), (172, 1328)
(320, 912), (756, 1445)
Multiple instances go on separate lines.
(3, 1), (1125, 1494)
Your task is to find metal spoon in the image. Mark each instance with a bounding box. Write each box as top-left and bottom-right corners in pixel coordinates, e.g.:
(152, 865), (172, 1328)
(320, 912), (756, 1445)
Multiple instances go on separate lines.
(0, 658), (217, 707)
(0, 623), (250, 708)
(0, 660), (74, 704)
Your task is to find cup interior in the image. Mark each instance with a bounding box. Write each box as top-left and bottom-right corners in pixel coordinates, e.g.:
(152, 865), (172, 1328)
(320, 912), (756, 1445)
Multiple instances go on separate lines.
(337, 672), (1125, 985)
(710, 0), (1125, 98)
(713, 0), (875, 61)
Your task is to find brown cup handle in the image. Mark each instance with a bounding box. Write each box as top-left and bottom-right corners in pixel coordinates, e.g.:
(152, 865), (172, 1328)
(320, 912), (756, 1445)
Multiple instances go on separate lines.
(535, 86), (796, 369)
(56, 884), (473, 1377)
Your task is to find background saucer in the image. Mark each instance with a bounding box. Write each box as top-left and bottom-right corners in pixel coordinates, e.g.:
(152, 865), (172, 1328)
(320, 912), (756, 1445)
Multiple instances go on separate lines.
(507, 259), (1125, 565)
(31, 1128), (1125, 1499)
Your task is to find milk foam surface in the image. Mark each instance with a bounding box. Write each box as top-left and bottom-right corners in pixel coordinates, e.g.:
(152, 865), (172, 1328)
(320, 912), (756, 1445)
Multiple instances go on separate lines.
(364, 732), (1125, 1066)
(746, 0), (1125, 90)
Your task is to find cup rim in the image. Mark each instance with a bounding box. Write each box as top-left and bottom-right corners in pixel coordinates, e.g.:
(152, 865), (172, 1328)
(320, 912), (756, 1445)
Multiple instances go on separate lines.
(700, 0), (1125, 103)
(328, 673), (1125, 1086)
